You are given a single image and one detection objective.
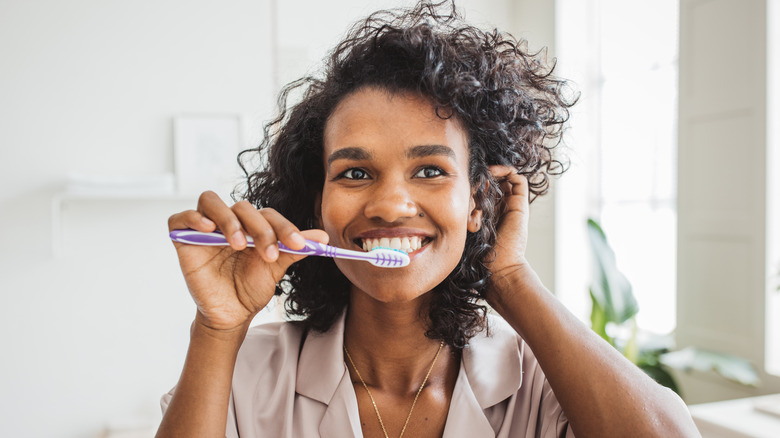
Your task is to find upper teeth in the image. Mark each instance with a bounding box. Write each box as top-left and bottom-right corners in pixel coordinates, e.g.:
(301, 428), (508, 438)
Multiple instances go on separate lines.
(362, 237), (424, 253)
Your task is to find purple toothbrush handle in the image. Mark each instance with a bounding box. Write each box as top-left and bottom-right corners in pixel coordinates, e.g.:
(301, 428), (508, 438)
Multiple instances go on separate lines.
(278, 240), (408, 267)
(169, 229), (240, 246)
(169, 230), (328, 253)
(277, 240), (376, 261)
(170, 229), (409, 267)
(277, 240), (330, 256)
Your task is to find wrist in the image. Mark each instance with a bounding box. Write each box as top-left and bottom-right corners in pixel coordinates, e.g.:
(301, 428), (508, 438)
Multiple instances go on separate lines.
(486, 259), (543, 315)
(192, 311), (252, 344)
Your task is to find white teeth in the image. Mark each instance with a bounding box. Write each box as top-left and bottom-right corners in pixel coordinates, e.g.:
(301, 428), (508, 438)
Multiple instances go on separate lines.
(361, 237), (426, 253)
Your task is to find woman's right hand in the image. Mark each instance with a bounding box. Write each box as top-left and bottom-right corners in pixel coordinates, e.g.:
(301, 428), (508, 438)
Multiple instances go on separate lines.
(167, 191), (328, 332)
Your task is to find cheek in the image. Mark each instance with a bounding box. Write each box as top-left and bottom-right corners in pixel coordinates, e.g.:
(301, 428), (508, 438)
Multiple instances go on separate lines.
(428, 184), (474, 262)
(436, 182), (474, 228)
(318, 186), (354, 237)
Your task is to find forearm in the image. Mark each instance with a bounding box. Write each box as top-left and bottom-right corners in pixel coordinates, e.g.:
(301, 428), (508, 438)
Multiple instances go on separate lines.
(488, 263), (699, 437)
(156, 313), (249, 438)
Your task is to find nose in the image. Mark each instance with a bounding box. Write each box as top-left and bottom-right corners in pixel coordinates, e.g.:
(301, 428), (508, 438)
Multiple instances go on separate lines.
(363, 178), (418, 223)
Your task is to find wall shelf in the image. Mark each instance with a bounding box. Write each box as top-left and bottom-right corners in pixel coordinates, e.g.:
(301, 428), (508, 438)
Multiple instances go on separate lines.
(51, 190), (198, 257)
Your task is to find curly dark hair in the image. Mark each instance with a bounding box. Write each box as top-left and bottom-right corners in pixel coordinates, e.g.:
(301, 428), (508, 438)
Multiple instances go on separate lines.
(237, 0), (576, 348)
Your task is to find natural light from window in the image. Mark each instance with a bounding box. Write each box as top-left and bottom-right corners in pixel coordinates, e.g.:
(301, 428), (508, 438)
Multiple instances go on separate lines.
(765, 0), (780, 377)
(557, 0), (679, 335)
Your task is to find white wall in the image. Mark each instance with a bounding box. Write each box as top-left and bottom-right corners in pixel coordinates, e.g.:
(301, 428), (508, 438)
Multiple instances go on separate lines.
(0, 1), (275, 436)
(18, 0), (761, 433)
(676, 0), (780, 403)
(767, 0), (780, 377)
(0, 1), (550, 437)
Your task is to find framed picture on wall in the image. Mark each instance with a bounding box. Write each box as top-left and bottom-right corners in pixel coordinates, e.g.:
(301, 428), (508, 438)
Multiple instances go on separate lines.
(173, 114), (243, 197)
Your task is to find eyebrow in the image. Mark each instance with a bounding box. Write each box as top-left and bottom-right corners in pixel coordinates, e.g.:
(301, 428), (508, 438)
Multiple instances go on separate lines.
(326, 144), (456, 167)
(326, 147), (373, 167)
(406, 144), (456, 160)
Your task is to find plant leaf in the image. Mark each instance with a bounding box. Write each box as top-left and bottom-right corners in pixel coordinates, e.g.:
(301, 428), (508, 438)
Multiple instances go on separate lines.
(659, 347), (761, 387)
(587, 219), (639, 324)
(622, 318), (640, 364)
(590, 289), (611, 344)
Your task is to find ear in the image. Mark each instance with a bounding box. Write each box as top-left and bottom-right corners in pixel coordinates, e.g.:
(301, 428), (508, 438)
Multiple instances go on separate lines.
(313, 192), (323, 228)
(467, 185), (484, 233)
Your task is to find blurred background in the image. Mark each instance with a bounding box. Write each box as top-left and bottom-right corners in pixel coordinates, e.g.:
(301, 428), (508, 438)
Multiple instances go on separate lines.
(0, 0), (777, 436)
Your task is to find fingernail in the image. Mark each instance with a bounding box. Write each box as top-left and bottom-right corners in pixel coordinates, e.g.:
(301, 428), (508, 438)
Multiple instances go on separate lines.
(201, 217), (215, 227)
(291, 233), (305, 247)
(265, 244), (278, 260)
(232, 231), (246, 246)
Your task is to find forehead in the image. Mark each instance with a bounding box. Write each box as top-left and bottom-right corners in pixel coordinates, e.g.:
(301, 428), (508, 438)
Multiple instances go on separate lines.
(323, 87), (468, 160)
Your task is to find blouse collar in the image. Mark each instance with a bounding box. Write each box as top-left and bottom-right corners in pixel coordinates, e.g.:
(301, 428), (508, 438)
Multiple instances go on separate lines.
(296, 311), (523, 408)
(295, 311), (524, 437)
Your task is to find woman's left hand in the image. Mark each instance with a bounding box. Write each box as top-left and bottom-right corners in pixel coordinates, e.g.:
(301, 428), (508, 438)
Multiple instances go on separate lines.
(483, 166), (702, 438)
(487, 165), (531, 277)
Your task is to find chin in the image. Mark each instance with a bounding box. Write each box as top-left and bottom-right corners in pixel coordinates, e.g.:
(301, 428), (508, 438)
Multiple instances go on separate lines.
(366, 290), (428, 304)
(352, 278), (433, 302)
(337, 262), (442, 304)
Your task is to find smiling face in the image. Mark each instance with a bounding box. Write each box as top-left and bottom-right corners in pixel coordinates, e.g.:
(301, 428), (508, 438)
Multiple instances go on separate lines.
(319, 87), (482, 303)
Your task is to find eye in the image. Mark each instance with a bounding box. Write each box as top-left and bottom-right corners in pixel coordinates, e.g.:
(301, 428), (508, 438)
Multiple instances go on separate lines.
(340, 168), (370, 180)
(413, 166), (445, 178)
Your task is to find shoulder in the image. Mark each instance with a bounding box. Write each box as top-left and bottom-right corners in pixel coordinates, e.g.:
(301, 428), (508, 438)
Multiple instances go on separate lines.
(237, 319), (307, 360)
(479, 313), (545, 370)
(461, 314), (524, 407)
(233, 320), (307, 387)
(469, 315), (572, 436)
(464, 314), (560, 405)
(466, 313), (524, 361)
(241, 319), (306, 350)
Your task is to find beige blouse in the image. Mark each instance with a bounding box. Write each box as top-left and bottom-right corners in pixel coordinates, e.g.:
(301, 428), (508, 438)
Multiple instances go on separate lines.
(162, 313), (574, 437)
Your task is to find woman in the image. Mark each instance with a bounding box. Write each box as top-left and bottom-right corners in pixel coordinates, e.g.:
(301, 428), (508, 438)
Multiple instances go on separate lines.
(157, 2), (700, 437)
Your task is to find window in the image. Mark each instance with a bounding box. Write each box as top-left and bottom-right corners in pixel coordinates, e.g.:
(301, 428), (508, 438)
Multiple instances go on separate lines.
(765, 0), (780, 376)
(557, 0), (679, 334)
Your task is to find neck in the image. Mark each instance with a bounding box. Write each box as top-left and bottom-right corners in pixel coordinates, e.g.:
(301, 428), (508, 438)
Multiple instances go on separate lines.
(343, 289), (449, 393)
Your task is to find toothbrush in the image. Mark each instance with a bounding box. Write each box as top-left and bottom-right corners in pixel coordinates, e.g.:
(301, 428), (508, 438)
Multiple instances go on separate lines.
(169, 229), (410, 268)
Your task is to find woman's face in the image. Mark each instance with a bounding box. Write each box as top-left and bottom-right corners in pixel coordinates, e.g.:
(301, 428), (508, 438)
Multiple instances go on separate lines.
(319, 87), (482, 302)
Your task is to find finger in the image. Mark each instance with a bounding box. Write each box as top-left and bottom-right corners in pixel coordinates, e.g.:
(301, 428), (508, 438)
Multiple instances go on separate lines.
(489, 165), (530, 197)
(232, 201), (279, 262)
(168, 210), (216, 233)
(489, 164), (516, 180)
(274, 228), (330, 268)
(197, 191), (246, 250)
(259, 208), (306, 250)
(505, 172), (530, 197)
(300, 229), (329, 244)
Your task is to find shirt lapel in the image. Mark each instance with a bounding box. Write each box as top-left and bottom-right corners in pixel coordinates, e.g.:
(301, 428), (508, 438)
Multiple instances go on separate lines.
(442, 361), (498, 437)
(295, 312), (362, 438)
(318, 372), (363, 438)
(463, 316), (524, 409)
(294, 313), (522, 438)
(444, 316), (524, 437)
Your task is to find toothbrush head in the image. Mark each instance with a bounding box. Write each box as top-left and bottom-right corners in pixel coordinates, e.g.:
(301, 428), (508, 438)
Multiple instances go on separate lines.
(366, 247), (411, 268)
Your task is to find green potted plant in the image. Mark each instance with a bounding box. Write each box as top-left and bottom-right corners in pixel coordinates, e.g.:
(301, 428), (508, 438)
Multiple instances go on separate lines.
(587, 218), (760, 396)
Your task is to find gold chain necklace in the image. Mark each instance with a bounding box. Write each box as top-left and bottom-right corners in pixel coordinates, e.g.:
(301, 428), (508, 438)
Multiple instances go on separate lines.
(344, 340), (445, 438)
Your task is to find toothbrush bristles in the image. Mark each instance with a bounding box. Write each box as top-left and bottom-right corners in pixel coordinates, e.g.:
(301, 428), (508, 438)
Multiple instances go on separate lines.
(368, 246), (411, 267)
(371, 246), (408, 254)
